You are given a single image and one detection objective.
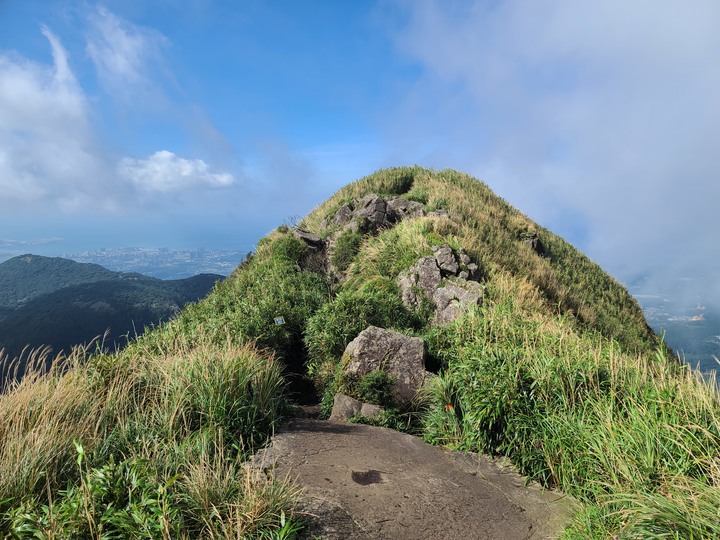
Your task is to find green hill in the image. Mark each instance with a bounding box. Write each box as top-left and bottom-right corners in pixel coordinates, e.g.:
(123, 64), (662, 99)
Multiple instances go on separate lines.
(0, 255), (222, 380)
(1, 167), (718, 539)
(0, 254), (131, 308)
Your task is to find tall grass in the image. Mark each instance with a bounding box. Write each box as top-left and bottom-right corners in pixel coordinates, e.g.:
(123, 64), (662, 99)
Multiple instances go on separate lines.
(421, 272), (720, 538)
(0, 338), (299, 537)
(0, 234), (316, 538)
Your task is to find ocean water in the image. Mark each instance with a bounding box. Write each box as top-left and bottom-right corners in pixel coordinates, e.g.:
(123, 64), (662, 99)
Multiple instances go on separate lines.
(634, 293), (720, 376)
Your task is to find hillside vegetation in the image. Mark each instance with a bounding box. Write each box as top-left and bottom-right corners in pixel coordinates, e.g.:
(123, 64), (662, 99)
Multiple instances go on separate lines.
(0, 255), (222, 379)
(1, 167), (719, 538)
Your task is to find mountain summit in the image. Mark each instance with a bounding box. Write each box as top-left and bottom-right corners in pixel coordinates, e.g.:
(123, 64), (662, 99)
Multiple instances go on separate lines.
(2, 168), (717, 539)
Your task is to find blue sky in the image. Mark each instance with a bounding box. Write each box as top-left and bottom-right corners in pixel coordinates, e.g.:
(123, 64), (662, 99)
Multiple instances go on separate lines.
(1, 1), (719, 299)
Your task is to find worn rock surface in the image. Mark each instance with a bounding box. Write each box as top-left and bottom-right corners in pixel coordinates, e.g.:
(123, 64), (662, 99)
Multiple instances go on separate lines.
(343, 326), (429, 406)
(433, 280), (484, 325)
(250, 419), (576, 540)
(329, 393), (384, 422)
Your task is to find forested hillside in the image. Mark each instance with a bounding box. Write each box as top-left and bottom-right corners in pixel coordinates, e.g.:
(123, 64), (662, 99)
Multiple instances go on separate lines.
(0, 255), (222, 379)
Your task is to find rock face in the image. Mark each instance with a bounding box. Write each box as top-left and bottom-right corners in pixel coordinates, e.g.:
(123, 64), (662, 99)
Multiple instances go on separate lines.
(322, 193), (426, 235)
(433, 280), (484, 325)
(352, 194), (399, 233)
(342, 326), (429, 406)
(524, 232), (546, 257)
(329, 393), (383, 422)
(397, 244), (483, 324)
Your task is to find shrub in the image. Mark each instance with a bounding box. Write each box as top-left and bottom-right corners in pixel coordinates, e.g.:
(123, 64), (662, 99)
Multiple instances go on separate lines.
(331, 229), (362, 272)
(304, 277), (419, 389)
(351, 370), (396, 407)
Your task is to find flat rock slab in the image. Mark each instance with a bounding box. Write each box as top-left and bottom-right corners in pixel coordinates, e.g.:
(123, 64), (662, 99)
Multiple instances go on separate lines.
(251, 419), (575, 540)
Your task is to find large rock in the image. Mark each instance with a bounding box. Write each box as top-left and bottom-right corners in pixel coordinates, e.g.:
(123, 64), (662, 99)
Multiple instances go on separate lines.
(386, 197), (425, 219)
(323, 194), (423, 235)
(433, 280), (484, 325)
(525, 232), (546, 257)
(353, 194), (398, 233)
(329, 393), (383, 422)
(398, 245), (484, 324)
(293, 228), (324, 249)
(343, 326), (428, 406)
(397, 256), (442, 308)
(331, 204), (354, 227)
(433, 245), (459, 275)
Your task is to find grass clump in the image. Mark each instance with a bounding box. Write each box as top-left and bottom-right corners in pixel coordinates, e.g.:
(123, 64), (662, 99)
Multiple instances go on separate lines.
(304, 276), (418, 392)
(420, 272), (720, 537)
(0, 340), (299, 538)
(331, 229), (362, 272)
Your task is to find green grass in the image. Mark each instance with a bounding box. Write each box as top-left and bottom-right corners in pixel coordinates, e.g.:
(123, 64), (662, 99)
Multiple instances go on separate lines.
(0, 230), (327, 538)
(419, 275), (720, 538)
(1, 166), (714, 538)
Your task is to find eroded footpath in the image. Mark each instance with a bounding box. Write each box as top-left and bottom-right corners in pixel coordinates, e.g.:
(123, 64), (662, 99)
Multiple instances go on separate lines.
(250, 418), (576, 540)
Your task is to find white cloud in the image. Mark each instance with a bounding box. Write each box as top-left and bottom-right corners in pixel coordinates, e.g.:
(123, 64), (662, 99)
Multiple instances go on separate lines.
(85, 6), (169, 100)
(0, 26), (113, 209)
(118, 150), (234, 193)
(388, 0), (720, 292)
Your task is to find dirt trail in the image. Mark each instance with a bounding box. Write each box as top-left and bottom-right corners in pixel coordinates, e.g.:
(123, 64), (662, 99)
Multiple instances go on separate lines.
(251, 418), (576, 540)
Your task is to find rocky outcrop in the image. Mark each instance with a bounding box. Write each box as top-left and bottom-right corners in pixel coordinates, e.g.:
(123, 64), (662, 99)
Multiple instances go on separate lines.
(524, 232), (546, 257)
(397, 245), (483, 324)
(433, 280), (484, 325)
(397, 256), (442, 309)
(293, 228), (324, 249)
(329, 393), (383, 422)
(322, 193), (426, 235)
(342, 326), (430, 406)
(386, 198), (425, 219)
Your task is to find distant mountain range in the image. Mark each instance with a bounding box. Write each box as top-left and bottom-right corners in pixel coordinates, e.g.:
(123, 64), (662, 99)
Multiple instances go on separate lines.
(0, 254), (223, 381)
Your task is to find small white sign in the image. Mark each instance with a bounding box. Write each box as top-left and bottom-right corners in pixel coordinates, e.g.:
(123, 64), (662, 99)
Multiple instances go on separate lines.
(274, 316), (286, 325)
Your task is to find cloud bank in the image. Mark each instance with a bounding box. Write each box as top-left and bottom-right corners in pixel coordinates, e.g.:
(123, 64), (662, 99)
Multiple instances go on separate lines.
(388, 0), (720, 299)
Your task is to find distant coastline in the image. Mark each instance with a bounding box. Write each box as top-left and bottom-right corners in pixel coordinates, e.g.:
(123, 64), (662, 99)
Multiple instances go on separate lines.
(63, 247), (247, 280)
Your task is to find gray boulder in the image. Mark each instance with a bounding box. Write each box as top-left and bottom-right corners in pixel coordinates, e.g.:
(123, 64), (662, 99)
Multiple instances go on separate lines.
(332, 204), (354, 227)
(398, 245), (484, 324)
(387, 197), (425, 219)
(433, 245), (459, 275)
(323, 194), (425, 235)
(343, 326), (428, 406)
(329, 393), (384, 422)
(397, 256), (442, 308)
(525, 232), (547, 257)
(433, 280), (484, 325)
(353, 194), (398, 233)
(292, 228), (324, 249)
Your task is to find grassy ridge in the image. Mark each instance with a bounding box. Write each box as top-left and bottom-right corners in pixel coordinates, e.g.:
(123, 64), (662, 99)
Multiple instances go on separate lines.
(301, 167), (719, 537)
(1, 166), (716, 538)
(0, 233), (328, 538)
(303, 166), (658, 355)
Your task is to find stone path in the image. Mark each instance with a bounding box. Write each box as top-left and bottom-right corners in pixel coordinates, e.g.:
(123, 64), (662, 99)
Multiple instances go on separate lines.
(250, 418), (576, 540)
